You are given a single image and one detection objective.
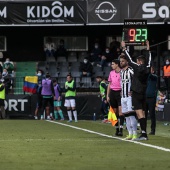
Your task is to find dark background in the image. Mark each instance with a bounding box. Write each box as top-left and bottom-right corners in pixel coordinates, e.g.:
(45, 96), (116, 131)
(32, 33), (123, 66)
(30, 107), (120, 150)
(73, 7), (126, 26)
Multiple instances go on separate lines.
(1, 24), (169, 61)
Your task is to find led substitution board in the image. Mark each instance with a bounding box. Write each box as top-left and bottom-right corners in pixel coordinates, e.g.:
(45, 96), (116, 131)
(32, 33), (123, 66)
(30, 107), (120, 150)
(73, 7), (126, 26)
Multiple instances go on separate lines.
(122, 19), (147, 45)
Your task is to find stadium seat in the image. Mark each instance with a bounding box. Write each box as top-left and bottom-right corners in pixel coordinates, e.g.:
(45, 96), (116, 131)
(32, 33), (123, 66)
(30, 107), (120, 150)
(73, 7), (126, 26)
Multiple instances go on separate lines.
(81, 77), (92, 88)
(68, 56), (77, 62)
(58, 77), (66, 88)
(74, 77), (81, 87)
(78, 55), (85, 62)
(93, 66), (102, 72)
(93, 71), (104, 77)
(46, 56), (56, 62)
(37, 61), (47, 73)
(70, 62), (80, 67)
(103, 67), (111, 76)
(50, 72), (59, 78)
(56, 56), (67, 62)
(78, 51), (88, 61)
(58, 71), (69, 77)
(58, 65), (69, 72)
(68, 51), (77, 58)
(70, 65), (80, 72)
(71, 71), (81, 78)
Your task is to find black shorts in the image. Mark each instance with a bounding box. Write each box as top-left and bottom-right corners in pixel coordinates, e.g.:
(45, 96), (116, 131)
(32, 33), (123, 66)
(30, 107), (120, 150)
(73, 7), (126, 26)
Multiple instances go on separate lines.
(0, 99), (5, 106)
(42, 97), (54, 108)
(37, 94), (43, 108)
(109, 90), (121, 109)
(132, 92), (146, 110)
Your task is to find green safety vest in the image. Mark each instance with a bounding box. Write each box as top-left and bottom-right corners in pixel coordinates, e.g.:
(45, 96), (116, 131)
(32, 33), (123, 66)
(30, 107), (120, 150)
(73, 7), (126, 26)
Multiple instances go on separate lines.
(100, 81), (106, 99)
(0, 84), (5, 99)
(65, 80), (76, 97)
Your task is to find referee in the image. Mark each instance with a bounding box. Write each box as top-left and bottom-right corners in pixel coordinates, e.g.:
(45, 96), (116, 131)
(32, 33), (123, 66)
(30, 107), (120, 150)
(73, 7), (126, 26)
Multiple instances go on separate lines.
(107, 59), (124, 136)
(121, 40), (151, 141)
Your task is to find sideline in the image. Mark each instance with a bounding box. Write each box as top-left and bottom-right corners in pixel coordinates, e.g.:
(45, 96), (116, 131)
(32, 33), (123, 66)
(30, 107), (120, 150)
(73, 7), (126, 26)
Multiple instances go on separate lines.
(46, 120), (170, 152)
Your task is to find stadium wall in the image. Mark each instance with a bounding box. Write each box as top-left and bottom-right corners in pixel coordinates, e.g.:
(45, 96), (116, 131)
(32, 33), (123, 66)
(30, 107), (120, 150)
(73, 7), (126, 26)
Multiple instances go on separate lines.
(5, 94), (101, 120)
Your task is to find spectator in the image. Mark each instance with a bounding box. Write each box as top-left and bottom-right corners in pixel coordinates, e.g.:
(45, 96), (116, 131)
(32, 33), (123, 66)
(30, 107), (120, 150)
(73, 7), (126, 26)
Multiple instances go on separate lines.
(3, 58), (14, 76)
(1, 68), (12, 94)
(80, 57), (93, 77)
(145, 66), (158, 135)
(97, 47), (114, 68)
(163, 59), (170, 92)
(34, 70), (45, 120)
(44, 37), (56, 57)
(55, 39), (67, 58)
(89, 42), (102, 65)
(110, 36), (121, 58)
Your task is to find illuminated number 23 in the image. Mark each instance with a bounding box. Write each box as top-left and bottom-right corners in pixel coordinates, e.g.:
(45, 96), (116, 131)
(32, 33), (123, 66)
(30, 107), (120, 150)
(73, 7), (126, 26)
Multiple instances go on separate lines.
(129, 29), (147, 42)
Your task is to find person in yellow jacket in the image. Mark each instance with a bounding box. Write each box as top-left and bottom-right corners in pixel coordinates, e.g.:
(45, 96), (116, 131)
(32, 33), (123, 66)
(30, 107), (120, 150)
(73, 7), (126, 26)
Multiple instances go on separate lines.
(163, 59), (170, 91)
(64, 74), (78, 122)
(0, 80), (5, 119)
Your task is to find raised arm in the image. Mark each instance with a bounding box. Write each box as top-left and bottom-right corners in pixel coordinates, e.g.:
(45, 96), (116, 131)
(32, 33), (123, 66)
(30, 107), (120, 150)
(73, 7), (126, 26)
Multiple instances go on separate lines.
(145, 40), (151, 68)
(121, 41), (139, 69)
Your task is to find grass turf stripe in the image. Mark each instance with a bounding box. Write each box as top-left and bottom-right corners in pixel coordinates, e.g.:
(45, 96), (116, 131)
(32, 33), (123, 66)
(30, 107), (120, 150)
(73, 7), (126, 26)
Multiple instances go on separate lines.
(46, 120), (170, 152)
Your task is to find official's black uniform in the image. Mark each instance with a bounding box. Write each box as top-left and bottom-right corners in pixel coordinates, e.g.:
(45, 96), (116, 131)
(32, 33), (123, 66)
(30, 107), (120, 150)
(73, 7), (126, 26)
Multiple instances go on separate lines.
(124, 50), (151, 110)
(123, 49), (151, 140)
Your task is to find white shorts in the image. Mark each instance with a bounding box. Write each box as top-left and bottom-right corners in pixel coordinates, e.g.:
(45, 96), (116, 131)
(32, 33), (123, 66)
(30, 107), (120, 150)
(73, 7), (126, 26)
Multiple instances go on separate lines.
(121, 96), (133, 113)
(64, 99), (76, 107)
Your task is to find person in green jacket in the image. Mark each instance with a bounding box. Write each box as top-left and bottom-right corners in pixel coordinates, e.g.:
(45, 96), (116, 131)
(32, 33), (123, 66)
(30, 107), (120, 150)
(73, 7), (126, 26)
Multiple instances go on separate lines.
(0, 80), (5, 119)
(64, 74), (78, 122)
(3, 58), (14, 75)
(96, 76), (109, 122)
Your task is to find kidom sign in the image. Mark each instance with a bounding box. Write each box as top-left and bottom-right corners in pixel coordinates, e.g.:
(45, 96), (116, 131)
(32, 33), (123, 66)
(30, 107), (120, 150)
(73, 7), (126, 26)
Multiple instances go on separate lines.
(0, 0), (86, 25)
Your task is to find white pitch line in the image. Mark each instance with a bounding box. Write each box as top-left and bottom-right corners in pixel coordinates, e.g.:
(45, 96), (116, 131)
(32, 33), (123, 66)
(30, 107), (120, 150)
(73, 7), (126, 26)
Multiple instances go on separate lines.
(46, 120), (170, 152)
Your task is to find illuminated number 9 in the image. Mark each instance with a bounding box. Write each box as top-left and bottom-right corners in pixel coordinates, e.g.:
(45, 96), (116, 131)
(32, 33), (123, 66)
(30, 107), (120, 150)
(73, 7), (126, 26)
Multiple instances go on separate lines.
(129, 29), (136, 42)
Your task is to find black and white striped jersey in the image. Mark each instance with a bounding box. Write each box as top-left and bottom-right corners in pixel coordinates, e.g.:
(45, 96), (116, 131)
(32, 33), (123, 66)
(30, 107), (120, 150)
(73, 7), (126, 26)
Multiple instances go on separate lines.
(120, 66), (134, 98)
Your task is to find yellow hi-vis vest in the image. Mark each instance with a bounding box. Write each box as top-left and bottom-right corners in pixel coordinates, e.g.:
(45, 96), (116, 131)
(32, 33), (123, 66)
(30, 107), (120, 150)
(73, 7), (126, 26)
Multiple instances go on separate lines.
(0, 84), (5, 99)
(65, 80), (76, 97)
(163, 65), (170, 77)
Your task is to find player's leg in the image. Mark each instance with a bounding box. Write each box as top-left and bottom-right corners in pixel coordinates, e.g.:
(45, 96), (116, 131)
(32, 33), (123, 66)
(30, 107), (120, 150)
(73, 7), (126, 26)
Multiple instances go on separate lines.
(64, 99), (72, 122)
(117, 91), (124, 136)
(57, 100), (64, 120)
(127, 96), (137, 140)
(148, 98), (156, 135)
(71, 99), (78, 122)
(132, 92), (148, 140)
(109, 91), (119, 136)
(121, 98), (132, 139)
(54, 100), (58, 120)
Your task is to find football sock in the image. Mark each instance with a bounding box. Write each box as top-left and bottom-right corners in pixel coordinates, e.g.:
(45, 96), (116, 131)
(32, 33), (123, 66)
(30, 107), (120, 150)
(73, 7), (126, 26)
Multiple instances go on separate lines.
(67, 110), (72, 121)
(58, 110), (64, 119)
(139, 118), (147, 134)
(54, 110), (58, 120)
(125, 116), (133, 135)
(129, 115), (137, 135)
(73, 110), (77, 121)
(119, 115), (125, 126)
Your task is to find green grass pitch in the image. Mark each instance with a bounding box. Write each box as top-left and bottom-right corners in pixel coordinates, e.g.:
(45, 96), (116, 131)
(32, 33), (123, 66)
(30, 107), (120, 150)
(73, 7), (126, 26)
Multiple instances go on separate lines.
(0, 119), (170, 170)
